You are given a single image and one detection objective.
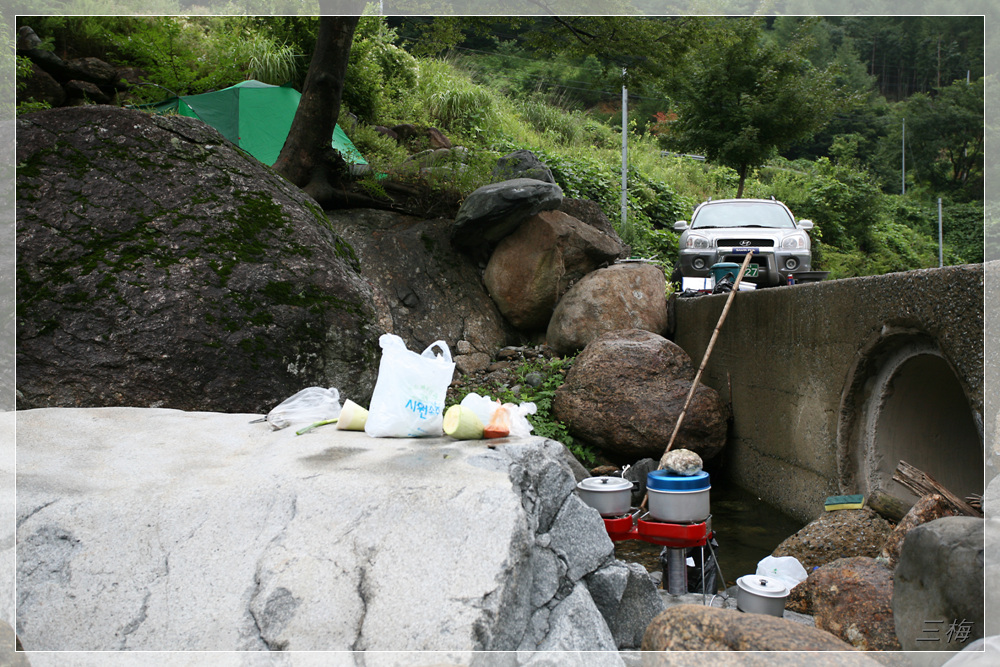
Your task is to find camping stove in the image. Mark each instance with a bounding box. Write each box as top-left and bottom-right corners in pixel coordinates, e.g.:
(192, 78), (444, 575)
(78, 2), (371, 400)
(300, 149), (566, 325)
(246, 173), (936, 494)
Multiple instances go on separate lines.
(601, 512), (712, 596)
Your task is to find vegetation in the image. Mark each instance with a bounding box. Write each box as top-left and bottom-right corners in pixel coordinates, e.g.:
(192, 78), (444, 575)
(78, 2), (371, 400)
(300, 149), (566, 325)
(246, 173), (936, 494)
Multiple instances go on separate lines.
(15, 14), (985, 273)
(662, 17), (847, 198)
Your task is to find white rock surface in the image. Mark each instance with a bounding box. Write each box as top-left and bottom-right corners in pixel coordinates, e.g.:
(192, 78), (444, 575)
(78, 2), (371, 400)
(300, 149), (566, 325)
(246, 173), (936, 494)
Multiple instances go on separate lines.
(13, 407), (660, 653)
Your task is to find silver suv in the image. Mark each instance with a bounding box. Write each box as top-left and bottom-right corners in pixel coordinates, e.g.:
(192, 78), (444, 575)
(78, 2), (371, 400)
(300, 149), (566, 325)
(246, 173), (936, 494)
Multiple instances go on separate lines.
(673, 198), (814, 287)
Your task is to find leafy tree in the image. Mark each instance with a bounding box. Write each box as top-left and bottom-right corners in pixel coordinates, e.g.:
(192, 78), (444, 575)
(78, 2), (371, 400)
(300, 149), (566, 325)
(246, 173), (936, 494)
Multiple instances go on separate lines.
(901, 78), (984, 201)
(663, 18), (845, 198)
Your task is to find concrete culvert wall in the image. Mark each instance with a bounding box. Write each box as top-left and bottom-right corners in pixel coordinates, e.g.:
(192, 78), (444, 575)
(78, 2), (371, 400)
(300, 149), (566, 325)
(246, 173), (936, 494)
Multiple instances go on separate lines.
(672, 264), (984, 523)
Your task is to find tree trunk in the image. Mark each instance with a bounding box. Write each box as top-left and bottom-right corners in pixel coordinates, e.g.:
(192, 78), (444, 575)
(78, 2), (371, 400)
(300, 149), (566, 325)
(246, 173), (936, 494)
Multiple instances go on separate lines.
(272, 15), (360, 187)
(735, 163), (748, 198)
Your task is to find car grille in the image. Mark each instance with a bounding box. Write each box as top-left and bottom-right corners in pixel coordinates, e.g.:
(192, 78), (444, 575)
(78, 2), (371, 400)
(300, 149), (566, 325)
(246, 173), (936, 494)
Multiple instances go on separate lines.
(717, 238), (775, 247)
(723, 254), (772, 271)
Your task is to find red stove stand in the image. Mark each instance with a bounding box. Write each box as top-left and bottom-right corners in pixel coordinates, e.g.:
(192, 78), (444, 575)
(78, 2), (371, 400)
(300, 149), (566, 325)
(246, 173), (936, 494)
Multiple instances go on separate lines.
(602, 511), (711, 549)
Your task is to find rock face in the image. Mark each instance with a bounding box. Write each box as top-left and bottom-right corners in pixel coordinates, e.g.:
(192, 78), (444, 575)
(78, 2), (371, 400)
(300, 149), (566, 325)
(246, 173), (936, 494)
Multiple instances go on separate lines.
(451, 178), (563, 250)
(546, 263), (669, 356)
(483, 210), (623, 331)
(16, 106), (380, 414)
(14, 407), (663, 651)
(893, 516), (985, 651)
(552, 330), (727, 462)
(771, 508), (894, 570)
(325, 208), (514, 357)
(641, 604), (859, 651)
(879, 493), (960, 568)
(795, 557), (899, 651)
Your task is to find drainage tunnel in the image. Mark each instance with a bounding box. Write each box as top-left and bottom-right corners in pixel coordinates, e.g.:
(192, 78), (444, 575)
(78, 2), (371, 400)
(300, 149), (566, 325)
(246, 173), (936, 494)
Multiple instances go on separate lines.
(843, 338), (983, 505)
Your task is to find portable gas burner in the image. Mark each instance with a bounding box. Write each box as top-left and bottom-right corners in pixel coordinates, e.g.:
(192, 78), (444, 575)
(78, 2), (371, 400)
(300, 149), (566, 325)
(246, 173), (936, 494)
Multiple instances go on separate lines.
(578, 467), (719, 597)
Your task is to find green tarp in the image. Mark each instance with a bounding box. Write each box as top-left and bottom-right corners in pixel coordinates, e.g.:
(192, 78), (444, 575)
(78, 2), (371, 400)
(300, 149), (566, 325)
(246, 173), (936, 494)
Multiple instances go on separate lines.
(148, 79), (366, 167)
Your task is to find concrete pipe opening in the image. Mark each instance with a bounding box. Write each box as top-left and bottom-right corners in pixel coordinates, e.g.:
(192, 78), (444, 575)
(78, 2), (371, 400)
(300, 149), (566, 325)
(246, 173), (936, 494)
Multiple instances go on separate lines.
(842, 338), (983, 505)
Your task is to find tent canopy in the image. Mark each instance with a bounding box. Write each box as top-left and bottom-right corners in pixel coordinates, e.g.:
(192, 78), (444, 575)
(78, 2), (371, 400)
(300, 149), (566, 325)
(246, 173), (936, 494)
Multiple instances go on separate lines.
(149, 80), (366, 167)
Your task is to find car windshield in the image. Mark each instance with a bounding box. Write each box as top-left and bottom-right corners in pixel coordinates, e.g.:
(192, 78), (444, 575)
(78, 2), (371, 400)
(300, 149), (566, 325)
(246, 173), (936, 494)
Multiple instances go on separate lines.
(691, 202), (795, 229)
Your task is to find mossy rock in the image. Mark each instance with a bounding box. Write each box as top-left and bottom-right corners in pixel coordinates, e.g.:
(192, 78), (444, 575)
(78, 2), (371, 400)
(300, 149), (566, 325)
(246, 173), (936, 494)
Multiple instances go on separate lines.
(16, 106), (380, 413)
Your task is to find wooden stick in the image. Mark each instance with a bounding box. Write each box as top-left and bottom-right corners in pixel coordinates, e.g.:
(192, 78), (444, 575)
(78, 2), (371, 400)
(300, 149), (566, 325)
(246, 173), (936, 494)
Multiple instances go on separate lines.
(892, 460), (982, 517)
(867, 489), (913, 523)
(658, 251), (755, 467)
(640, 254), (755, 512)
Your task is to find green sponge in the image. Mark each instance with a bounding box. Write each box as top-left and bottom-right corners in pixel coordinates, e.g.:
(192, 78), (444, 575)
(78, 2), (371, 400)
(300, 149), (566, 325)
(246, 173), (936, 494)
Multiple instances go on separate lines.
(825, 494), (865, 511)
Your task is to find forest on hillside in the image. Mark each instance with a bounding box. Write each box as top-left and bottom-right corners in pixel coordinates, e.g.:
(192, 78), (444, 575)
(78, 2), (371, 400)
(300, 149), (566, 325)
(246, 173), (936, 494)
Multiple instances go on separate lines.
(15, 13), (988, 278)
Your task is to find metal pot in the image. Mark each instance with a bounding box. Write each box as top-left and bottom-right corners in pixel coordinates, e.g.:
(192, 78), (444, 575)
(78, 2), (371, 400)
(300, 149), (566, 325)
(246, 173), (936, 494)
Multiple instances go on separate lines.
(736, 575), (789, 617)
(646, 470), (710, 523)
(577, 476), (633, 517)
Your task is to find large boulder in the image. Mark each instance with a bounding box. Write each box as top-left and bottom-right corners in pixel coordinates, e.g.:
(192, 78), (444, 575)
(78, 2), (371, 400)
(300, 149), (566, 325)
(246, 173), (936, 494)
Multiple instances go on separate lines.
(14, 407), (662, 651)
(451, 178), (563, 250)
(552, 330), (727, 462)
(893, 516), (985, 651)
(483, 210), (623, 331)
(641, 604), (861, 652)
(796, 557), (900, 651)
(558, 197), (629, 257)
(325, 208), (514, 358)
(546, 263), (669, 356)
(771, 508), (894, 571)
(16, 106), (381, 414)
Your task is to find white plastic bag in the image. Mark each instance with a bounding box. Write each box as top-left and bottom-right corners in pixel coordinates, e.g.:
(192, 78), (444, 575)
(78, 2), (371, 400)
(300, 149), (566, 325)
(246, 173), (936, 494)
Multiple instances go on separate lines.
(459, 393), (502, 426)
(503, 401), (537, 438)
(365, 334), (456, 438)
(266, 387), (341, 431)
(755, 555), (809, 590)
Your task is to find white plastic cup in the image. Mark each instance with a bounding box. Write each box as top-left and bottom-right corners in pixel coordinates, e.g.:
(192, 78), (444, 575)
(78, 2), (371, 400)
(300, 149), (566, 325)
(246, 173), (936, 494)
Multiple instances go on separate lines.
(336, 399), (369, 431)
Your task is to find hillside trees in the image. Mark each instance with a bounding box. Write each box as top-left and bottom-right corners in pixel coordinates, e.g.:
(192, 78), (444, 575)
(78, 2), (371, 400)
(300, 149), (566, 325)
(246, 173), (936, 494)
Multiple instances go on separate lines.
(877, 77), (984, 201)
(662, 18), (846, 198)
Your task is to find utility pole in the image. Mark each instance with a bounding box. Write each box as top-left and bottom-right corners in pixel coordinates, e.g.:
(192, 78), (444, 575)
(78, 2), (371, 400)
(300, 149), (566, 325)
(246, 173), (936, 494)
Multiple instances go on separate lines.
(621, 68), (629, 241)
(938, 198), (944, 267)
(901, 117), (906, 195)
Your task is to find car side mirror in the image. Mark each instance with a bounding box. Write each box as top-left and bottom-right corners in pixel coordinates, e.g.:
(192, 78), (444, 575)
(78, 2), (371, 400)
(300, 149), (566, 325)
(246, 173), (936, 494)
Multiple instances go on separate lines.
(674, 221), (690, 232)
(797, 220), (814, 230)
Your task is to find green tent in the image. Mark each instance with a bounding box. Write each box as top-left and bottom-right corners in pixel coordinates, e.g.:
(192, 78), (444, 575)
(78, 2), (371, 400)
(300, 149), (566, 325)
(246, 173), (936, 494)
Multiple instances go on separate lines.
(148, 79), (366, 167)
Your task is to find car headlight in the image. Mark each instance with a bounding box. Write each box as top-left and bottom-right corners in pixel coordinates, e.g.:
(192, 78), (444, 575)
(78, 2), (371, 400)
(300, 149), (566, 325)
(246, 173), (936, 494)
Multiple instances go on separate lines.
(685, 234), (711, 249)
(781, 233), (808, 250)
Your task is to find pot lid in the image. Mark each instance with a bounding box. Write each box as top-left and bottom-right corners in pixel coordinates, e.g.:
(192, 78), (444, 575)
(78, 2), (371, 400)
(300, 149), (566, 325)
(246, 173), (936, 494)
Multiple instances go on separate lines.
(737, 575), (789, 598)
(578, 476), (632, 492)
(647, 470), (710, 491)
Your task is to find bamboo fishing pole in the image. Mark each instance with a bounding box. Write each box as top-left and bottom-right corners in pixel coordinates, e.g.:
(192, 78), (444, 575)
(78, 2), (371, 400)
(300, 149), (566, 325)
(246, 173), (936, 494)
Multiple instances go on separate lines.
(640, 251), (755, 510)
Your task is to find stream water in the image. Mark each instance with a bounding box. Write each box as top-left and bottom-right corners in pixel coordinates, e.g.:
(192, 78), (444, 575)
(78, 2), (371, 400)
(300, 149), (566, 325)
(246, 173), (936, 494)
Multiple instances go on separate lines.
(613, 480), (805, 589)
